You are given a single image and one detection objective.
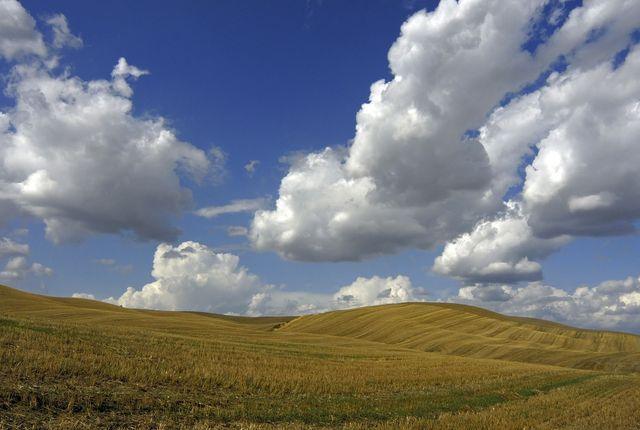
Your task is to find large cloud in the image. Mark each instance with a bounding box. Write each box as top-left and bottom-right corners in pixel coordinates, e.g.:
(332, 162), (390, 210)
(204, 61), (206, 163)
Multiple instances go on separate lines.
(251, 148), (435, 261)
(106, 242), (264, 313)
(0, 58), (215, 242)
(251, 0), (640, 263)
(480, 42), (640, 239)
(89, 241), (423, 315)
(251, 0), (542, 261)
(0, 3), (217, 243)
(443, 19), (640, 284)
(520, 47), (640, 238)
(456, 276), (640, 333)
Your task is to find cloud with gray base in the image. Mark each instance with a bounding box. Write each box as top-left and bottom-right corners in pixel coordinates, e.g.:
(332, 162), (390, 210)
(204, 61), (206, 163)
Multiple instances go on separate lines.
(0, 58), (215, 243)
(455, 276), (640, 333)
(433, 202), (570, 284)
(0, 2), (220, 244)
(250, 0), (640, 286)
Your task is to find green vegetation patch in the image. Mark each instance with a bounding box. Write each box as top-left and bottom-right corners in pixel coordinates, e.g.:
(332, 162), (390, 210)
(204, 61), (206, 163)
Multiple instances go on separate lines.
(0, 317), (55, 335)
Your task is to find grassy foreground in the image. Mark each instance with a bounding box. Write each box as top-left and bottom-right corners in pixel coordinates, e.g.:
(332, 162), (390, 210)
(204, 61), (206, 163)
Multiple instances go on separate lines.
(1, 285), (639, 429)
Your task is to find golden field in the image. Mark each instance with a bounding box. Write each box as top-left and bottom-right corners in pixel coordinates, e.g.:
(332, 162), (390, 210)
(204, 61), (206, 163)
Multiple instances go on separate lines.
(1, 284), (639, 429)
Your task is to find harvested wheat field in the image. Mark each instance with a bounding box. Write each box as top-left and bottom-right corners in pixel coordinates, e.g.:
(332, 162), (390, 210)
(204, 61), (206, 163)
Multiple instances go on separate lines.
(1, 284), (639, 429)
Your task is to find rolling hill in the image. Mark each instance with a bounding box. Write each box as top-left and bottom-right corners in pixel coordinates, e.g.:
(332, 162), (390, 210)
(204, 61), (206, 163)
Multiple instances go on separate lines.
(279, 302), (640, 372)
(1, 284), (639, 429)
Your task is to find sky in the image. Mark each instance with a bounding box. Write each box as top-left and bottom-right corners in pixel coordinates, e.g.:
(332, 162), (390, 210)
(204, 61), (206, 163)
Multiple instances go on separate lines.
(1, 0), (640, 332)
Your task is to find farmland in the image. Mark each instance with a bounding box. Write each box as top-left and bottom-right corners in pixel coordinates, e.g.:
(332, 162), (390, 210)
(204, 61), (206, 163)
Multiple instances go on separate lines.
(1, 285), (639, 429)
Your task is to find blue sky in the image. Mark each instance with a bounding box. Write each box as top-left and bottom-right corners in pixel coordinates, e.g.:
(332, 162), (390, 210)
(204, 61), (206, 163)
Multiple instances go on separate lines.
(1, 0), (640, 332)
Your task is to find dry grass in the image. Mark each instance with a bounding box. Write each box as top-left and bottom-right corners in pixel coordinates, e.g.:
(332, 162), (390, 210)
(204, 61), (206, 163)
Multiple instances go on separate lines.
(1, 285), (639, 429)
(281, 302), (640, 372)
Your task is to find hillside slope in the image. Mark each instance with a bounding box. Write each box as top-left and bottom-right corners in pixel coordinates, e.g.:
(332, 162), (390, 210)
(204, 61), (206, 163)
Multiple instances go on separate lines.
(280, 302), (640, 372)
(0, 284), (294, 335)
(2, 284), (640, 428)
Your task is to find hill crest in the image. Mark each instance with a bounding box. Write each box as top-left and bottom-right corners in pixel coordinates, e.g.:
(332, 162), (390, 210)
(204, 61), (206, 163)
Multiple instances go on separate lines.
(2, 284), (639, 372)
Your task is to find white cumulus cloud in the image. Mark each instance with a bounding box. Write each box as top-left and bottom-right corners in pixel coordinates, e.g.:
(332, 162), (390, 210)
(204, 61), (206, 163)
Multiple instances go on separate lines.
(0, 2), (219, 243)
(519, 47), (640, 239)
(433, 202), (570, 284)
(0, 59), (214, 243)
(251, 0), (640, 265)
(105, 242), (264, 313)
(444, 31), (640, 283)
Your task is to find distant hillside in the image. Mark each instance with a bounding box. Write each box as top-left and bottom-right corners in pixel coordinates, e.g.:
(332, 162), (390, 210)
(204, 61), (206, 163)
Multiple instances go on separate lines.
(0, 284), (293, 335)
(280, 302), (640, 372)
(3, 284), (639, 373)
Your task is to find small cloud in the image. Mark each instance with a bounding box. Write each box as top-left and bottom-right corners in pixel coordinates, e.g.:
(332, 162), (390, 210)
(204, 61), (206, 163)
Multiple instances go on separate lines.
(5, 256), (28, 271)
(195, 198), (268, 219)
(46, 14), (82, 49)
(244, 160), (260, 176)
(0, 54), (212, 243)
(0, 236), (51, 281)
(227, 226), (249, 237)
(0, 237), (29, 258)
(30, 262), (53, 277)
(111, 57), (149, 97)
(0, 256), (52, 280)
(72, 292), (96, 300)
(114, 264), (133, 275)
(93, 258), (132, 275)
(208, 146), (227, 184)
